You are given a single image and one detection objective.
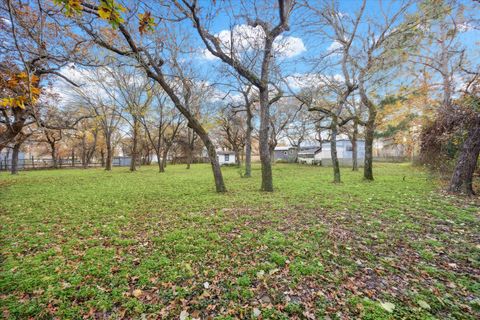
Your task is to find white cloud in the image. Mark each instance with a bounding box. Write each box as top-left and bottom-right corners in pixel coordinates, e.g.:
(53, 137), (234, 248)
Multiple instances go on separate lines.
(326, 40), (342, 54)
(1, 17), (11, 26)
(200, 24), (306, 60)
(201, 48), (218, 61)
(274, 35), (306, 58)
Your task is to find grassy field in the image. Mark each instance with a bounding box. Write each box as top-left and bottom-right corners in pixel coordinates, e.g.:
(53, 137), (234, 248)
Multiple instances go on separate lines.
(0, 163), (479, 319)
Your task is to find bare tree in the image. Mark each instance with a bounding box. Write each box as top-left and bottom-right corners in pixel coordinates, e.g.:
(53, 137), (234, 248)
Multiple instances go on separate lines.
(268, 97), (303, 161)
(68, 68), (123, 171)
(217, 108), (246, 167)
(67, 1), (227, 192)
(140, 93), (184, 172)
(177, 0), (295, 191)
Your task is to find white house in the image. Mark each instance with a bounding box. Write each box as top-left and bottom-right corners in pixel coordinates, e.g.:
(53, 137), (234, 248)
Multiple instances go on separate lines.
(298, 148), (321, 165)
(217, 150), (236, 165)
(317, 139), (365, 166)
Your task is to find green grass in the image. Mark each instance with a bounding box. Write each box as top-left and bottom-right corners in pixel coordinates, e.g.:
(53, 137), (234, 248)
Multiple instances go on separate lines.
(0, 163), (478, 319)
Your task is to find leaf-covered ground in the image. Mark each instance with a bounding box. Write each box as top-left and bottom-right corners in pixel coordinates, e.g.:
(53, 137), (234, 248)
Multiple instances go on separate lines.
(0, 163), (479, 319)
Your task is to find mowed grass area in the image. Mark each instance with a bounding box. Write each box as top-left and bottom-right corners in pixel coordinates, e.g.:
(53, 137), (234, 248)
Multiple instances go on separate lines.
(0, 163), (479, 319)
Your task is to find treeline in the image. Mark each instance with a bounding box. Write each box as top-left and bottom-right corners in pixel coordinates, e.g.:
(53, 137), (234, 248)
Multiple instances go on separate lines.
(0, 0), (478, 195)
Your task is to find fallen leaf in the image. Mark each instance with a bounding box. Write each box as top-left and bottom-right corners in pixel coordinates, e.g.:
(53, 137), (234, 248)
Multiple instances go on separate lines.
(132, 289), (142, 298)
(418, 300), (431, 310)
(179, 310), (189, 320)
(380, 301), (395, 313)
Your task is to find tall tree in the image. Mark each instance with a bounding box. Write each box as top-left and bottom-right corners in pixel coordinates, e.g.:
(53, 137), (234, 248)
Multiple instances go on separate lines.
(177, 0), (295, 191)
(56, 0), (227, 192)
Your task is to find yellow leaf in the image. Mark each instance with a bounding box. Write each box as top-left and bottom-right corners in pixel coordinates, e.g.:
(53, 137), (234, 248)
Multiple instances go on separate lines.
(132, 289), (142, 298)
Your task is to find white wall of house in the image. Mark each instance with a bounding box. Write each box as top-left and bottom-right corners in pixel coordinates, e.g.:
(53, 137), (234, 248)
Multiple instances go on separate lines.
(316, 140), (365, 161)
(217, 153), (236, 165)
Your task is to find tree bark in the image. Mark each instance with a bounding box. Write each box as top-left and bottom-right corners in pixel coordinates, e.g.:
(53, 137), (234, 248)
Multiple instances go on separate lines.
(105, 133), (112, 171)
(259, 88), (273, 191)
(11, 143), (20, 175)
(448, 116), (480, 195)
(0, 108), (29, 154)
(363, 113), (375, 180)
(51, 144), (58, 169)
(100, 149), (105, 167)
(351, 120), (358, 171)
(234, 149), (241, 167)
(244, 109), (253, 177)
(331, 122), (341, 183)
(186, 128), (192, 170)
(130, 118), (138, 172)
(161, 147), (169, 172)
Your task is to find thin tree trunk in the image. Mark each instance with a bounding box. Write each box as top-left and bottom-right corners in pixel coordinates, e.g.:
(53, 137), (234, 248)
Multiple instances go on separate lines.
(448, 117), (480, 195)
(351, 120), (358, 171)
(105, 133), (112, 171)
(51, 144), (57, 169)
(186, 128), (192, 169)
(244, 111), (253, 177)
(364, 113), (375, 180)
(331, 122), (341, 183)
(130, 119), (138, 172)
(82, 134), (88, 169)
(100, 149), (105, 167)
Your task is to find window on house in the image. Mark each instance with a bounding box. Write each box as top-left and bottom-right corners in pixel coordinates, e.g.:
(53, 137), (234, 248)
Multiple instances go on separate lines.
(346, 145), (353, 152)
(283, 151), (288, 155)
(225, 154), (229, 161)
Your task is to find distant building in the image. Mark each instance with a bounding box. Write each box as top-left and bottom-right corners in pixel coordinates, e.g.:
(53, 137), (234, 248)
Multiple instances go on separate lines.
(317, 140), (365, 166)
(298, 147), (322, 165)
(0, 149), (25, 171)
(273, 146), (298, 162)
(374, 137), (406, 158)
(112, 156), (132, 167)
(217, 150), (236, 165)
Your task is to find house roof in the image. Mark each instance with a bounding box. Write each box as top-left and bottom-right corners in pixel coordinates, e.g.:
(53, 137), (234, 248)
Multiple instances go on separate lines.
(298, 148), (321, 155)
(274, 146), (296, 151)
(217, 150), (236, 155)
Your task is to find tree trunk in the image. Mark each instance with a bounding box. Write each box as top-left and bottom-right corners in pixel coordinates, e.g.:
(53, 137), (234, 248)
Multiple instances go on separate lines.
(186, 128), (193, 169)
(259, 88), (273, 191)
(448, 116), (480, 195)
(234, 149), (241, 167)
(51, 144), (58, 169)
(360, 78), (376, 181)
(81, 134), (88, 169)
(364, 114), (375, 180)
(197, 128), (226, 192)
(100, 149), (105, 167)
(11, 143), (21, 175)
(105, 133), (112, 171)
(130, 119), (138, 172)
(161, 147), (169, 172)
(244, 111), (253, 177)
(351, 121), (358, 171)
(331, 122), (341, 183)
